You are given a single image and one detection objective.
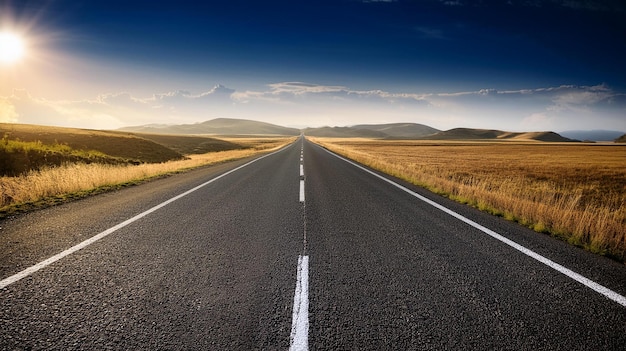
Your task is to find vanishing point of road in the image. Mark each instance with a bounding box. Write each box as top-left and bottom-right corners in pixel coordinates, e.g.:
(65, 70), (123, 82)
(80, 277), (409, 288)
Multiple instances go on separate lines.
(1, 137), (625, 350)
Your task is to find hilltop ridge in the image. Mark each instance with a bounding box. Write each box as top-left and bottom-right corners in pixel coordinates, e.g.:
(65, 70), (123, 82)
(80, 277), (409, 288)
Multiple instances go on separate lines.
(303, 122), (439, 139)
(423, 128), (576, 142)
(303, 124), (575, 141)
(119, 118), (301, 136)
(118, 118), (584, 142)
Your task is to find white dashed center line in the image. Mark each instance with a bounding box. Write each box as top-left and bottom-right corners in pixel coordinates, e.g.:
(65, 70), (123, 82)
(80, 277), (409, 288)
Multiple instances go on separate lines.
(299, 180), (305, 202)
(290, 255), (309, 351)
(290, 141), (309, 350)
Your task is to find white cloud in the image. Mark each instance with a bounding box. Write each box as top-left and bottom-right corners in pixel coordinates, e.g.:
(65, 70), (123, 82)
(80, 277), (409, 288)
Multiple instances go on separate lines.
(1, 83), (624, 132)
(235, 82), (430, 106)
(267, 82), (347, 95)
(0, 85), (237, 129)
(17, 93), (128, 129)
(550, 84), (613, 106)
(224, 82), (626, 130)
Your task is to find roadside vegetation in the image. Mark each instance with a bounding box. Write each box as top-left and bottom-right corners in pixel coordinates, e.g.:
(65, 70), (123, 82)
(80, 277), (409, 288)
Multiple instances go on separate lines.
(310, 138), (626, 263)
(0, 138), (133, 176)
(0, 123), (294, 217)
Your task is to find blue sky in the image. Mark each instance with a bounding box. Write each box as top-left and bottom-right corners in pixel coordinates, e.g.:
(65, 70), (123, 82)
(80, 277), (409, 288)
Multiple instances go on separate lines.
(1, 0), (625, 131)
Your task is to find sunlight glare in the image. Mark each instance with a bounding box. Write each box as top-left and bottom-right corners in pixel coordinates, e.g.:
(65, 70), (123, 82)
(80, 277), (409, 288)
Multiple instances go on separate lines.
(0, 31), (25, 64)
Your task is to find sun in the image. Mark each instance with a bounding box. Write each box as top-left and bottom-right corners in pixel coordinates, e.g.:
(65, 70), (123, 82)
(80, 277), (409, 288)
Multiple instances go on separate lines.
(0, 31), (25, 64)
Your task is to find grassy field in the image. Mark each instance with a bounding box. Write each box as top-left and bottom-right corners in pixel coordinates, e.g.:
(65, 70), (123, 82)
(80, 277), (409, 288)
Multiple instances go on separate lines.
(310, 138), (626, 263)
(0, 123), (295, 216)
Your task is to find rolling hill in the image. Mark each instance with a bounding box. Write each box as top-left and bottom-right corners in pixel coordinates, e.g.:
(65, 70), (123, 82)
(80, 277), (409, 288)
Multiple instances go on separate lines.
(0, 123), (186, 176)
(302, 126), (389, 138)
(303, 123), (439, 138)
(351, 123), (440, 138)
(0, 123), (184, 163)
(120, 118), (577, 142)
(303, 123), (573, 142)
(423, 128), (575, 142)
(0, 123), (256, 177)
(119, 118), (301, 136)
(0, 119), (583, 178)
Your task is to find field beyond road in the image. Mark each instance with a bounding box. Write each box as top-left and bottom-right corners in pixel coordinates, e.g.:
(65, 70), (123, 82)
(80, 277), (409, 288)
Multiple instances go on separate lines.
(310, 138), (626, 263)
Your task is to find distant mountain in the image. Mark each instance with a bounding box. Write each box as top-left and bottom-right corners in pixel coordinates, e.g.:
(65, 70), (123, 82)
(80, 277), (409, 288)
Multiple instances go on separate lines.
(303, 126), (390, 138)
(119, 118), (301, 136)
(560, 130), (625, 142)
(423, 128), (576, 142)
(423, 128), (502, 140)
(119, 119), (579, 142)
(351, 123), (440, 138)
(303, 122), (439, 138)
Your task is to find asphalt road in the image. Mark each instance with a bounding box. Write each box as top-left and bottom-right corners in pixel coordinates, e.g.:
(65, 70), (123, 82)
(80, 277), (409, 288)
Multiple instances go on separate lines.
(1, 137), (625, 350)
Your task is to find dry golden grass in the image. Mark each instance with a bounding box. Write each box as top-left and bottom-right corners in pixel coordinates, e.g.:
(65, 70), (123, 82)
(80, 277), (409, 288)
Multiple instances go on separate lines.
(310, 138), (626, 262)
(1, 123), (183, 163)
(0, 137), (295, 215)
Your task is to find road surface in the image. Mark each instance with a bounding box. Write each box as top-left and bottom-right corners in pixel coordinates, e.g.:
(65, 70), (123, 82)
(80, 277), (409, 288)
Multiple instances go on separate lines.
(1, 137), (625, 350)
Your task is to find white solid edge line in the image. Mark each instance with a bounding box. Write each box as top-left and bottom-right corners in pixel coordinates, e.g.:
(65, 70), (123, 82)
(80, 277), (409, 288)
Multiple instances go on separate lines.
(299, 180), (305, 202)
(0, 146), (291, 290)
(290, 255), (309, 351)
(322, 147), (626, 308)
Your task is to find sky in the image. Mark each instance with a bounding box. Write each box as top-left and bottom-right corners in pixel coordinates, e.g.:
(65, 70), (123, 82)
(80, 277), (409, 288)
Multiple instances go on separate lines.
(1, 0), (625, 132)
